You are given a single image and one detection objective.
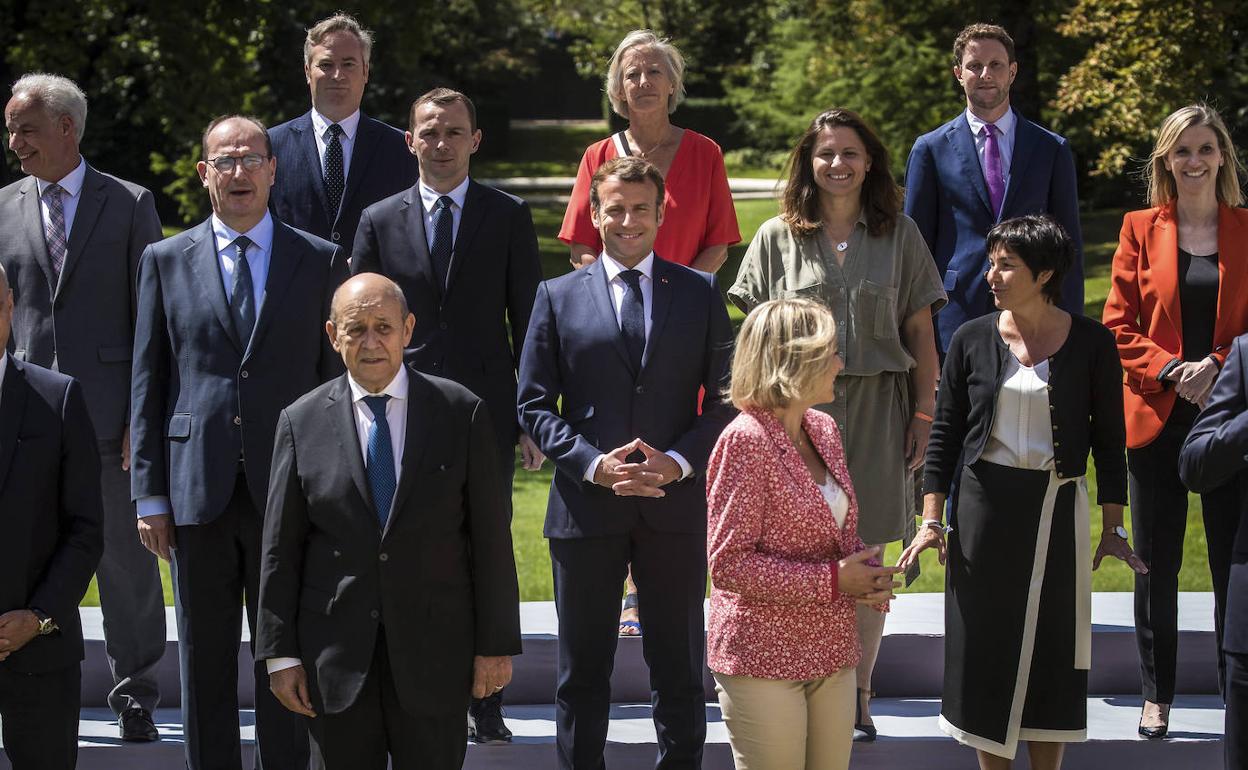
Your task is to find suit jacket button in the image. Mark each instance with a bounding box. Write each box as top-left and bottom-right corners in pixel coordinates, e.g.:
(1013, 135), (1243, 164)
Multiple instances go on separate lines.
(635, 385), (644, 394)
(233, 416), (242, 426)
(379, 553), (389, 562)
(370, 610), (379, 620)
(332, 231), (341, 242)
(439, 322), (448, 330)
(240, 370), (249, 379)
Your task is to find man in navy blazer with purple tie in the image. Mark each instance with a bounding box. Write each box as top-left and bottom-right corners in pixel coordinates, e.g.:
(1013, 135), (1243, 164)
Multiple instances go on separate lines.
(904, 22), (1083, 354)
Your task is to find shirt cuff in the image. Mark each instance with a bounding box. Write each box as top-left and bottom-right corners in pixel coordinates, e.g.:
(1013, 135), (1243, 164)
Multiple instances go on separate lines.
(584, 454), (605, 482)
(666, 450), (693, 480)
(136, 496), (171, 519)
(265, 657), (303, 675)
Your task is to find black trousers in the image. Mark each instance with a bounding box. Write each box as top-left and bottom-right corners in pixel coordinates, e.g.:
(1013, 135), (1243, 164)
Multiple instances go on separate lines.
(0, 663), (80, 770)
(1227, 650), (1248, 769)
(308, 627), (466, 770)
(171, 471), (308, 770)
(550, 521), (707, 770)
(1128, 411), (1238, 702)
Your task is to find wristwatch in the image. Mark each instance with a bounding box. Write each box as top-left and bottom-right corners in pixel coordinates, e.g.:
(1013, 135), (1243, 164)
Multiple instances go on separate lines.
(1110, 525), (1129, 541)
(30, 608), (58, 636)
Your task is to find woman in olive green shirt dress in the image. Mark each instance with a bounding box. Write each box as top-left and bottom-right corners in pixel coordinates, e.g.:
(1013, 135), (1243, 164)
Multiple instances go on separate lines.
(729, 108), (945, 742)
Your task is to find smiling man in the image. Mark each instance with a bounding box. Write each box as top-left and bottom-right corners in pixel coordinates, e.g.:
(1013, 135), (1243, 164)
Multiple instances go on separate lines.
(904, 23), (1083, 355)
(129, 114), (347, 770)
(268, 14), (417, 257)
(517, 156), (735, 770)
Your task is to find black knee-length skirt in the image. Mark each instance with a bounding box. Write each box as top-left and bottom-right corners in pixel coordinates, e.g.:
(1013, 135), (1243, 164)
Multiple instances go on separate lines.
(939, 459), (1092, 759)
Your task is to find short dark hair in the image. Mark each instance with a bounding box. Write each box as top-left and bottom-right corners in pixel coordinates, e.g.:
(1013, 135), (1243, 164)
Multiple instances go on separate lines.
(985, 215), (1072, 305)
(409, 87), (478, 132)
(780, 107), (901, 238)
(589, 156), (665, 213)
(953, 23), (1015, 65)
(201, 114), (272, 161)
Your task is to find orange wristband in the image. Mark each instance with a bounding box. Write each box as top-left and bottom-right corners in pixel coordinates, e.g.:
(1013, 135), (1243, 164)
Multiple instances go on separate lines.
(913, 410), (934, 423)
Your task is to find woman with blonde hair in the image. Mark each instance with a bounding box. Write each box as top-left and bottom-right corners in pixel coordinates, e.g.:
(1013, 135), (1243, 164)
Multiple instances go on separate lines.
(707, 298), (900, 770)
(1102, 103), (1248, 736)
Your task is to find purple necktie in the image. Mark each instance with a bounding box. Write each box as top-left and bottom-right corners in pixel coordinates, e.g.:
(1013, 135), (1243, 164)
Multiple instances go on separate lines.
(41, 183), (68, 282)
(981, 124), (1005, 218)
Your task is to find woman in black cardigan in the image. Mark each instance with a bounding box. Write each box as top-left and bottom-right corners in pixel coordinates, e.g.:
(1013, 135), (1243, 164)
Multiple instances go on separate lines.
(898, 215), (1146, 769)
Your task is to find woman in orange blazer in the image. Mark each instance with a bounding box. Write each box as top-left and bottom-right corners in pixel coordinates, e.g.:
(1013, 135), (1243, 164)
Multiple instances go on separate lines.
(1103, 103), (1248, 739)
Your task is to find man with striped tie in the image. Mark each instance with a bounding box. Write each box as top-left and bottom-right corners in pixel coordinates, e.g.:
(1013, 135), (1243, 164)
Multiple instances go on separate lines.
(256, 272), (521, 770)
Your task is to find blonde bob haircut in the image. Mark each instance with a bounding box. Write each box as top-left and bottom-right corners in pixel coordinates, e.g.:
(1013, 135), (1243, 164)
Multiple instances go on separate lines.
(729, 299), (838, 411)
(1147, 103), (1244, 208)
(604, 30), (686, 119)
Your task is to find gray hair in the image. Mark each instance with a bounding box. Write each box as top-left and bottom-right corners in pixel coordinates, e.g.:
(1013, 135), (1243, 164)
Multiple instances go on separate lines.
(11, 73), (88, 143)
(304, 13), (374, 68)
(605, 30), (686, 119)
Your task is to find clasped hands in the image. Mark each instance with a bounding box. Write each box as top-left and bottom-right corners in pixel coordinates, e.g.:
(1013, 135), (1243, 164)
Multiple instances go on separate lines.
(0, 609), (41, 662)
(593, 438), (681, 498)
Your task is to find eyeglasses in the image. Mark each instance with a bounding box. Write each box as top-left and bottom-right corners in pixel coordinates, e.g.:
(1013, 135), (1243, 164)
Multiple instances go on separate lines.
(205, 153), (269, 173)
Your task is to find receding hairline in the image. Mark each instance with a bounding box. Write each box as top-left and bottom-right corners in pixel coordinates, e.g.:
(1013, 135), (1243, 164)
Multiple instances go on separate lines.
(330, 277), (409, 324)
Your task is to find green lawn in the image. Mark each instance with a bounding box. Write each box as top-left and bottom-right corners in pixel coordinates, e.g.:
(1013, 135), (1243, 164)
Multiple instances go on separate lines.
(86, 199), (1213, 606)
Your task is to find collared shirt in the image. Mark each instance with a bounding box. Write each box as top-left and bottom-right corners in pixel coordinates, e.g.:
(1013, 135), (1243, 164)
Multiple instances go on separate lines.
(212, 212), (274, 314)
(418, 176), (470, 251)
(311, 109), (361, 182)
(965, 108), (1016, 188)
(0, 352), (8, 412)
(35, 156), (87, 241)
(266, 365), (409, 675)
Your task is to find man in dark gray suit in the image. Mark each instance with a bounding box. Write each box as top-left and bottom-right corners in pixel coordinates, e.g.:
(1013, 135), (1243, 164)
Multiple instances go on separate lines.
(1, 72), (166, 742)
(131, 114), (347, 770)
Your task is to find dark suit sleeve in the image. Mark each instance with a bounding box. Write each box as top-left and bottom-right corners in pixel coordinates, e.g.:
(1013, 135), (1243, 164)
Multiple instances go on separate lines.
(127, 189), (163, 328)
(255, 409), (309, 661)
(319, 246), (349, 383)
(29, 379), (103, 623)
(1050, 139), (1085, 314)
(904, 137), (939, 253)
(130, 245), (171, 500)
(506, 201), (543, 397)
(350, 206), (382, 277)
(464, 399), (521, 655)
(1180, 338), (1248, 493)
(668, 274), (736, 474)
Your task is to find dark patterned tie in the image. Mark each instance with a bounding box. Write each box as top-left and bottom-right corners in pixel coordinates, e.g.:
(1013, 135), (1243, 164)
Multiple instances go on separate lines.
(230, 236), (256, 344)
(364, 395), (396, 527)
(619, 269), (645, 372)
(324, 123), (345, 218)
(41, 183), (68, 284)
(430, 195), (454, 292)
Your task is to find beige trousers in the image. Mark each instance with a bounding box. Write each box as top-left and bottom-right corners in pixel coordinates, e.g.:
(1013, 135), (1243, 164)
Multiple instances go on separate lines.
(713, 667), (855, 770)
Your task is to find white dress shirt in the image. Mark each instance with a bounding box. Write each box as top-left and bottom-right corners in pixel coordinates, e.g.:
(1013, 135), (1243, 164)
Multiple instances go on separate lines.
(582, 251), (691, 483)
(310, 109), (361, 182)
(267, 365), (409, 674)
(135, 212), (275, 520)
(36, 156), (87, 241)
(965, 108), (1016, 189)
(981, 356), (1055, 471)
(418, 176), (470, 250)
(0, 352), (8, 412)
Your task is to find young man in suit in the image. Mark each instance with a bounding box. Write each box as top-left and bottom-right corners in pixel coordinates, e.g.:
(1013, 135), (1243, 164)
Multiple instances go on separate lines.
(0, 262), (104, 770)
(518, 156), (735, 770)
(904, 23), (1083, 354)
(268, 13), (418, 257)
(1, 73), (167, 742)
(257, 272), (522, 770)
(130, 115), (347, 770)
(351, 87), (544, 742)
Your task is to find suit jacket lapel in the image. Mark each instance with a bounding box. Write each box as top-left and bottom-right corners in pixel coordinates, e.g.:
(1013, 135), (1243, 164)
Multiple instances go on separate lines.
(0, 356), (26, 494)
(1214, 204), (1245, 348)
(585, 260), (636, 373)
(640, 257), (674, 372)
(400, 186), (438, 290)
(294, 113), (333, 222)
(1149, 209), (1182, 337)
(946, 119), (994, 219)
(383, 369), (430, 539)
(1001, 112), (1037, 217)
(17, 178), (57, 289)
(340, 114), (381, 227)
(57, 166), (107, 299)
(185, 220), (244, 353)
(445, 179), (486, 295)
(246, 222), (298, 358)
(327, 376), (375, 518)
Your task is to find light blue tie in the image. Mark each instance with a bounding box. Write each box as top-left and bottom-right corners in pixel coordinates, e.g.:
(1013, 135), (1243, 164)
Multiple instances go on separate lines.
(364, 395), (396, 527)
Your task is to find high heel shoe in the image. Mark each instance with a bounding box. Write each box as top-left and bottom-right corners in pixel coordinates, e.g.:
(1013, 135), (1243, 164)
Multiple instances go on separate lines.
(853, 688), (877, 742)
(1137, 701), (1170, 739)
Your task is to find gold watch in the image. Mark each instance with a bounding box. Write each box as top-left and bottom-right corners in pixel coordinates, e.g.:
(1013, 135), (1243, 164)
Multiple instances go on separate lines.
(30, 608), (58, 636)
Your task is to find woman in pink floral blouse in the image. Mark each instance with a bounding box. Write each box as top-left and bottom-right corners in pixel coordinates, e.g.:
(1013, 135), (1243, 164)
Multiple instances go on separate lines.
(707, 299), (901, 770)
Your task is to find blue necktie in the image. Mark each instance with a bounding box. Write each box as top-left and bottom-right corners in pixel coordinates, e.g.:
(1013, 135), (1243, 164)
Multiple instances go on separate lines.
(430, 195), (453, 293)
(364, 395), (396, 527)
(619, 269), (645, 372)
(230, 236), (255, 343)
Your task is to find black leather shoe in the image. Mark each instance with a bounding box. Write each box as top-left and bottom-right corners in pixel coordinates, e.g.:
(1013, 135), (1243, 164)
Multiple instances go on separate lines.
(119, 707), (159, 742)
(469, 690), (513, 744)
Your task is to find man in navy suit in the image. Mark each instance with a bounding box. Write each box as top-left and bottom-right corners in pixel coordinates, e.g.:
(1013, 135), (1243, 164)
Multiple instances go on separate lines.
(904, 22), (1083, 354)
(0, 262), (103, 770)
(130, 115), (347, 770)
(1, 73), (166, 742)
(1179, 334), (1248, 767)
(518, 156), (735, 770)
(268, 13), (418, 257)
(351, 87), (544, 742)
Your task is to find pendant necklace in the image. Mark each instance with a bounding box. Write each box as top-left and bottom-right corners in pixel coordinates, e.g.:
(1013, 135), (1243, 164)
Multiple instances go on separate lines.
(835, 240), (849, 252)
